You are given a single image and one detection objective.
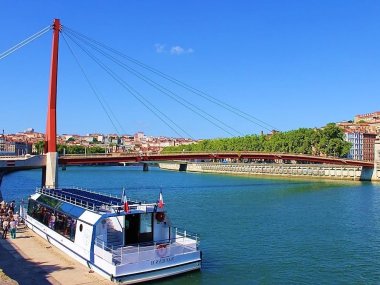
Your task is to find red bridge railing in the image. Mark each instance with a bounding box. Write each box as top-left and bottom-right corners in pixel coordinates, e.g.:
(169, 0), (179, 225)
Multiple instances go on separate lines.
(58, 152), (374, 167)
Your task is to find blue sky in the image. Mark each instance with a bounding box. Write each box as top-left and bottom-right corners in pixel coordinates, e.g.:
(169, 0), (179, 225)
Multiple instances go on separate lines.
(0, 1), (379, 139)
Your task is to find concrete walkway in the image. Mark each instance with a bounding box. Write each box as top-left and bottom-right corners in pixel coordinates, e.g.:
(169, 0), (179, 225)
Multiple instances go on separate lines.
(0, 224), (113, 285)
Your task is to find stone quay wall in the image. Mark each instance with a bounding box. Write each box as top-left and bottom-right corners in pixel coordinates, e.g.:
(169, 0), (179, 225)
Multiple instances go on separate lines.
(158, 162), (183, 171)
(159, 162), (376, 181)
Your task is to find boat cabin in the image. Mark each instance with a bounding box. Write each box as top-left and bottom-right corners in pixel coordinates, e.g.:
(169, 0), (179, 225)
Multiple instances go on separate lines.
(27, 187), (170, 248)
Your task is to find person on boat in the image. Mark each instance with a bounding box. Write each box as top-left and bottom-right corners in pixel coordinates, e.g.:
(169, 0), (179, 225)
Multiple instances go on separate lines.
(49, 213), (56, 229)
(55, 213), (63, 231)
(70, 219), (76, 240)
(43, 209), (50, 226)
(64, 217), (72, 237)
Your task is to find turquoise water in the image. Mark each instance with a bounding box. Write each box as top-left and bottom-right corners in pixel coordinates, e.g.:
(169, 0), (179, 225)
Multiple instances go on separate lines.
(1, 166), (380, 284)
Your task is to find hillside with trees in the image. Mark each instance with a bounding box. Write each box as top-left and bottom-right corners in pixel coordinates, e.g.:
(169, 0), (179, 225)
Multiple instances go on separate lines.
(163, 123), (352, 158)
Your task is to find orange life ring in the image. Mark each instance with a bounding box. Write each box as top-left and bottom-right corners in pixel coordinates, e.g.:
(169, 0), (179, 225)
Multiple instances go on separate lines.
(156, 244), (167, 257)
(155, 212), (165, 222)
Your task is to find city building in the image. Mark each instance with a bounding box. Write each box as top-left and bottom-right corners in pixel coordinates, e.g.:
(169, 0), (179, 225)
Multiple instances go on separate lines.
(345, 132), (363, 160)
(0, 136), (32, 156)
(354, 111), (380, 123)
(338, 111), (380, 161)
(134, 132), (145, 142)
(363, 133), (377, 161)
(0, 129), (197, 155)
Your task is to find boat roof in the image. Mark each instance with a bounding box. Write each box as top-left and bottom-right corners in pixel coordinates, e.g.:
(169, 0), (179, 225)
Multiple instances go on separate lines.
(35, 193), (87, 219)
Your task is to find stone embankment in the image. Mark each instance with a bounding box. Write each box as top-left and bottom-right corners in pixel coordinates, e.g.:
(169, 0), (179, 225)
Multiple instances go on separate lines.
(159, 162), (379, 181)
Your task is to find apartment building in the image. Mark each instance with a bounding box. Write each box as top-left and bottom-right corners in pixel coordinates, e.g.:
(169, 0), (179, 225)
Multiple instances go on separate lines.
(339, 111), (380, 161)
(345, 132), (363, 160)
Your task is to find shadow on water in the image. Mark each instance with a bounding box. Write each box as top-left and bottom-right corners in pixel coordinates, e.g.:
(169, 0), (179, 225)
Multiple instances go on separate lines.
(278, 179), (374, 197)
(148, 270), (202, 285)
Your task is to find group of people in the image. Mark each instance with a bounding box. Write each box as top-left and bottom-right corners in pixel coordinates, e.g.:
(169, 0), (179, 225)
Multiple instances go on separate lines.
(29, 202), (76, 241)
(0, 200), (20, 239)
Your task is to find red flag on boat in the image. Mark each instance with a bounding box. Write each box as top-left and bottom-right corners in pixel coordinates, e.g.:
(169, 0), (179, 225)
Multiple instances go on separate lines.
(158, 191), (164, 209)
(121, 187), (129, 212)
(124, 200), (129, 212)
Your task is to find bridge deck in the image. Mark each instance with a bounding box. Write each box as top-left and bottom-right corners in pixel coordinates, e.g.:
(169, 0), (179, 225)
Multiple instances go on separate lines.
(58, 152), (374, 167)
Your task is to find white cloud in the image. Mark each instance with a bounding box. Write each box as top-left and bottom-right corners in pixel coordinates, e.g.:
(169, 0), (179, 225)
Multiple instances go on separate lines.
(155, 43), (194, 55)
(154, 43), (166, 53)
(170, 45), (194, 55)
(170, 46), (184, 55)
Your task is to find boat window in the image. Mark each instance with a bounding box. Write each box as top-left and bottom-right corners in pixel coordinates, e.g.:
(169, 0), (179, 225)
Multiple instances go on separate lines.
(36, 195), (61, 208)
(138, 213), (153, 243)
(125, 213), (153, 245)
(35, 195), (85, 219)
(56, 202), (85, 219)
(140, 213), (152, 234)
(27, 199), (77, 242)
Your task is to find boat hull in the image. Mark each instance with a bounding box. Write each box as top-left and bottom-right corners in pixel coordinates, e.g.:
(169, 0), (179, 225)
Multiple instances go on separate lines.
(25, 217), (91, 265)
(113, 260), (201, 284)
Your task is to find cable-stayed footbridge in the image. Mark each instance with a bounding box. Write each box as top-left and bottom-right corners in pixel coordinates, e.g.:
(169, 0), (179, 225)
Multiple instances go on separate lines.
(0, 19), (377, 182)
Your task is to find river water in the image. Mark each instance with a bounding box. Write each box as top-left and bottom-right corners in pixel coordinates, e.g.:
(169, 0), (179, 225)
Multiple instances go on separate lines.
(1, 166), (380, 284)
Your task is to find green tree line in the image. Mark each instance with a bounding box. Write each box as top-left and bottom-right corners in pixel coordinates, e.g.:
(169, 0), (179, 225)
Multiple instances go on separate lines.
(33, 141), (105, 155)
(163, 123), (352, 157)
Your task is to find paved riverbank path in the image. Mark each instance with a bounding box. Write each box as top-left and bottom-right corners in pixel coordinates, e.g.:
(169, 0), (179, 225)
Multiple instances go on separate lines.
(0, 225), (113, 285)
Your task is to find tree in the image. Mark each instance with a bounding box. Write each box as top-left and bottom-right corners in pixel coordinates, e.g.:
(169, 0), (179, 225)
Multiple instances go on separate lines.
(318, 123), (351, 157)
(88, 146), (105, 154)
(33, 141), (45, 154)
(162, 123), (352, 158)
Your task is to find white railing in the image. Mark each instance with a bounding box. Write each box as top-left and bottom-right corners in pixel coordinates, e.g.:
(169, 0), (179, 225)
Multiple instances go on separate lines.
(174, 227), (200, 246)
(36, 187), (161, 215)
(36, 187), (106, 211)
(55, 186), (152, 207)
(64, 186), (120, 199)
(94, 228), (200, 266)
(60, 153), (137, 158)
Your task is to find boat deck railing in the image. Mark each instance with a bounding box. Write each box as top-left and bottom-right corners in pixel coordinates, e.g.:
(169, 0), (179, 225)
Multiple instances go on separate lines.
(94, 227), (200, 266)
(35, 187), (156, 213)
(37, 187), (105, 211)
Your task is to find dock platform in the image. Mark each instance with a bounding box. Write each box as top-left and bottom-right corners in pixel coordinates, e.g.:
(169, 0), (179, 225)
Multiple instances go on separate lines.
(0, 224), (113, 285)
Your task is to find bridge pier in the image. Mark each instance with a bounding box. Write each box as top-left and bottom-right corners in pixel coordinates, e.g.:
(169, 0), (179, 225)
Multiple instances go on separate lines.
(45, 152), (58, 188)
(361, 166), (374, 181)
(143, 163), (149, 172)
(179, 163), (187, 171)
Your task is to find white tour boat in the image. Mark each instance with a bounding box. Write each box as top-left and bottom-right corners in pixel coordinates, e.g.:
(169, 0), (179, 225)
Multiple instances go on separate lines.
(25, 186), (202, 283)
